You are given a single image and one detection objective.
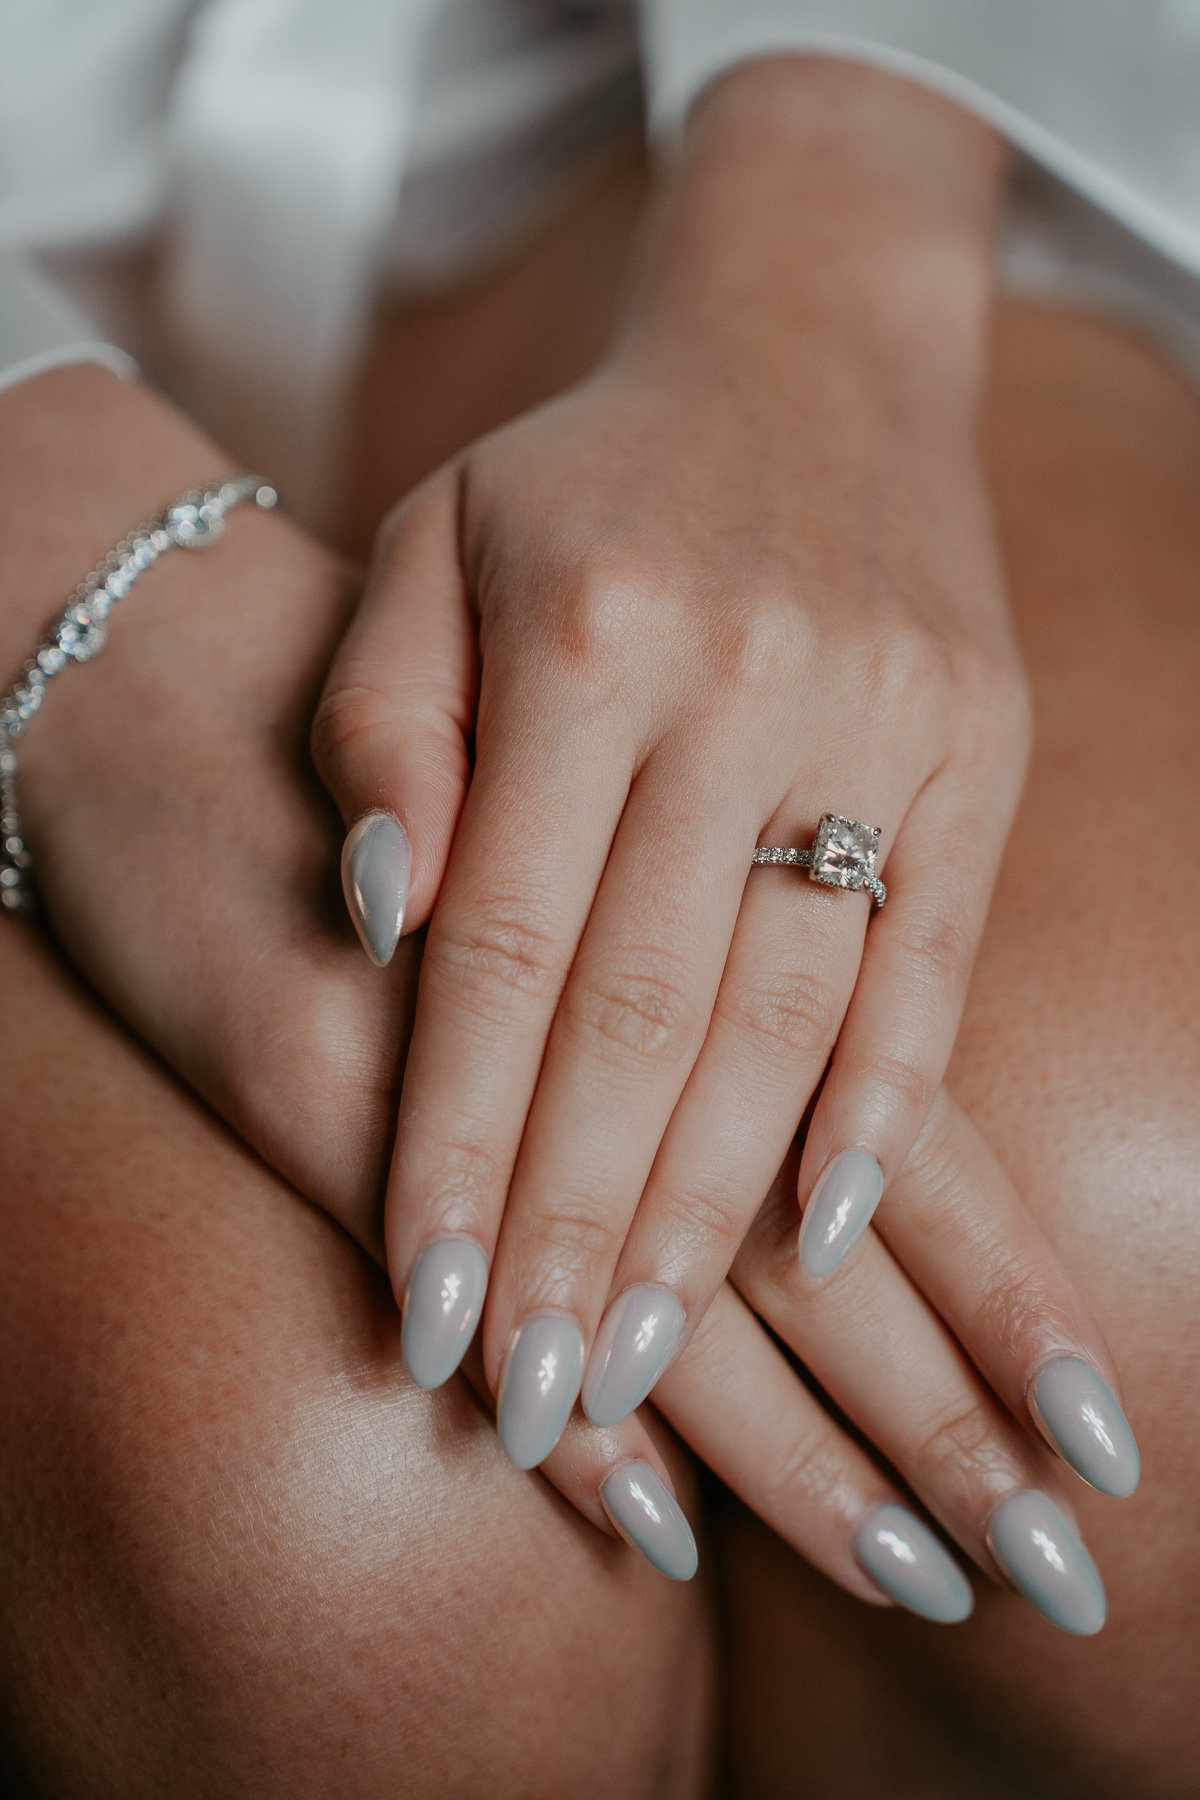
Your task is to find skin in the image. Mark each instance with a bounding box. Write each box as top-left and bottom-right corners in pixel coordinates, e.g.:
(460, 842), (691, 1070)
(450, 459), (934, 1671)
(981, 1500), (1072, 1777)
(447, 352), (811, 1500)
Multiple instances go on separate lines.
(2, 62), (1117, 1586)
(313, 61), (1032, 1428)
(0, 54), (1195, 1795)
(0, 356), (1106, 1613)
(0, 299), (1195, 1796)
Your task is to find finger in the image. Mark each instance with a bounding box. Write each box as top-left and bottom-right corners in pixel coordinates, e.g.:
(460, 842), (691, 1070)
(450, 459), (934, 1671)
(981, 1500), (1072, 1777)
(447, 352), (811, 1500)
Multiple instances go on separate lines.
(385, 658), (635, 1390)
(795, 765), (1017, 1277)
(579, 845), (866, 1428)
(456, 1338), (699, 1581)
(482, 743), (765, 1459)
(734, 1155), (1110, 1634)
(312, 469), (479, 963)
(654, 1283), (975, 1622)
(876, 1089), (1140, 1497)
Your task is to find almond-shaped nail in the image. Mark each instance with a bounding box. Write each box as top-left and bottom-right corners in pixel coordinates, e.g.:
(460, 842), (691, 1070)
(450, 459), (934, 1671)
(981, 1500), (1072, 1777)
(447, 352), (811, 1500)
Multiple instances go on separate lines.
(402, 1237), (488, 1390)
(600, 1461), (698, 1581)
(497, 1314), (585, 1470)
(582, 1285), (685, 1427)
(799, 1149), (884, 1278)
(989, 1490), (1106, 1634)
(341, 810), (411, 967)
(1029, 1357), (1140, 1498)
(855, 1504), (974, 1623)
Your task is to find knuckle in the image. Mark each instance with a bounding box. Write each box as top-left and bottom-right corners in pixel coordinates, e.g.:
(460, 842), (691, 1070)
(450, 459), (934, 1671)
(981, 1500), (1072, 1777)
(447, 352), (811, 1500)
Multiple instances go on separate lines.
(854, 1048), (932, 1123)
(310, 677), (386, 777)
(407, 1132), (508, 1217)
(654, 1178), (748, 1256)
(762, 1429), (861, 1520)
(973, 1250), (1075, 1364)
(564, 957), (698, 1067)
(701, 590), (809, 703)
(912, 1396), (1010, 1490)
(519, 1197), (628, 1286)
(891, 902), (976, 994)
(719, 966), (841, 1059)
(535, 559), (657, 688)
(432, 899), (567, 1006)
(865, 624), (948, 710)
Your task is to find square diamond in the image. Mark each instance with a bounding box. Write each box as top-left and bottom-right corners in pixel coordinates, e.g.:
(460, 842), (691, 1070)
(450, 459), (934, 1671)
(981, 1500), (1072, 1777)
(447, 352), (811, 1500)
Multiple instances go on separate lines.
(809, 815), (880, 890)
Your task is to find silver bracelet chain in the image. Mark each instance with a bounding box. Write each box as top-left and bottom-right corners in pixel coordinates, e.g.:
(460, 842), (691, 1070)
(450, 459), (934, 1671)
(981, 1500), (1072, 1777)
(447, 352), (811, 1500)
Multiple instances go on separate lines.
(0, 475), (277, 914)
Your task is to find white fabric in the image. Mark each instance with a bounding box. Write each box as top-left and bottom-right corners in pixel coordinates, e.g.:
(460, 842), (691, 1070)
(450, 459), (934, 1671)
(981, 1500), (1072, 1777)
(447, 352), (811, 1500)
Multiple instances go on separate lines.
(644, 1), (1200, 278)
(3, 0), (1200, 509)
(162, 0), (440, 517)
(0, 248), (137, 396)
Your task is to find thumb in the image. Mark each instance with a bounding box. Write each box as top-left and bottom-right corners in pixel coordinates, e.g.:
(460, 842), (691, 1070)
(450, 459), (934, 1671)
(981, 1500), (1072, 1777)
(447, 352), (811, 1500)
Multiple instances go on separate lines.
(312, 467), (477, 964)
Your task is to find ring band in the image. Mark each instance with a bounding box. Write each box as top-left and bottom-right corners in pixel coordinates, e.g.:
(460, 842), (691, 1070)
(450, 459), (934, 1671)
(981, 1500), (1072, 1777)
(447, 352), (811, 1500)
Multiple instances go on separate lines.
(753, 814), (886, 908)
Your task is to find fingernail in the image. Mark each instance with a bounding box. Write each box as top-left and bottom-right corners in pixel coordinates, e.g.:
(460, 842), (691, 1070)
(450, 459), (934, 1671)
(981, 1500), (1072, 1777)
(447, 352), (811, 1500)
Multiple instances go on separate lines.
(341, 810), (411, 967)
(1029, 1357), (1140, 1498)
(401, 1237), (489, 1390)
(989, 1490), (1106, 1634)
(497, 1314), (585, 1470)
(855, 1504), (974, 1622)
(799, 1149), (884, 1278)
(600, 1461), (698, 1581)
(582, 1285), (686, 1427)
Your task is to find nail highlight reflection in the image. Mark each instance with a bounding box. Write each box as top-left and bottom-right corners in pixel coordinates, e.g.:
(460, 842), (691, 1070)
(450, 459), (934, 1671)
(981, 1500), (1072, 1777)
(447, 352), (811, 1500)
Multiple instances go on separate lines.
(402, 1237), (488, 1390)
(855, 1504), (974, 1623)
(1030, 1357), (1140, 1498)
(583, 1285), (685, 1427)
(497, 1314), (585, 1470)
(799, 1149), (884, 1278)
(600, 1461), (698, 1581)
(989, 1490), (1106, 1634)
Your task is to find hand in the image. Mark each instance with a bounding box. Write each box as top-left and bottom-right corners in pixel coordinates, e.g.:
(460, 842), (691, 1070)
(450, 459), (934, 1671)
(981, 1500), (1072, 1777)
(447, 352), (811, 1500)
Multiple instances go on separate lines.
(312, 60), (1031, 1464)
(3, 365), (1133, 1619)
(497, 1086), (1138, 1629)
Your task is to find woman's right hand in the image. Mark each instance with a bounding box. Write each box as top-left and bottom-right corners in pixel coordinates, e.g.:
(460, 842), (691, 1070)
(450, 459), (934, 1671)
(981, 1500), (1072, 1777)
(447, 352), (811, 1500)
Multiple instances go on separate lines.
(2, 363), (1136, 1622)
(540, 1084), (1135, 1630)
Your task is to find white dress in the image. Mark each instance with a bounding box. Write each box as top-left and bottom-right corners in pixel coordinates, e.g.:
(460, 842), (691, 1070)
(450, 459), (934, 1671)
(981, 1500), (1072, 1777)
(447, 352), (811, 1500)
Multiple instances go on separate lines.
(2, 0), (1199, 519)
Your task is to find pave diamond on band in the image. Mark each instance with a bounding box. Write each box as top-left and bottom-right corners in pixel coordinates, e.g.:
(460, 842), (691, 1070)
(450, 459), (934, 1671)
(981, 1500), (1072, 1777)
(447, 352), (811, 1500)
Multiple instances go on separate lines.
(753, 814), (886, 908)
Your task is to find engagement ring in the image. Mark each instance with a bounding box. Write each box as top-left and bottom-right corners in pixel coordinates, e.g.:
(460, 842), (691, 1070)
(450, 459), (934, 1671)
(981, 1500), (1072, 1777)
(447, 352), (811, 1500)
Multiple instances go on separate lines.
(752, 814), (886, 908)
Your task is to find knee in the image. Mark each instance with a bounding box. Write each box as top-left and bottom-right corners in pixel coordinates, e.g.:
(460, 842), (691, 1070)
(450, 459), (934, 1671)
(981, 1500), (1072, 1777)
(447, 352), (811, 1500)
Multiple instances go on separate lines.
(0, 939), (708, 1796)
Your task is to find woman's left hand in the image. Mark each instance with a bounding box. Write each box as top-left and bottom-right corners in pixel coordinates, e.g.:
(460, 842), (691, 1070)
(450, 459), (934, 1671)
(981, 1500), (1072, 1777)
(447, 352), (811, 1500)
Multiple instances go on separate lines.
(312, 60), (1031, 1462)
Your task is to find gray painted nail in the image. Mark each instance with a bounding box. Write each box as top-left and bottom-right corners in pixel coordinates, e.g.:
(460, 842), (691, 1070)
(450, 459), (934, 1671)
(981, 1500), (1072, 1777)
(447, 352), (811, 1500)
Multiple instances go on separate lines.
(341, 810), (411, 967)
(582, 1285), (686, 1427)
(497, 1314), (585, 1470)
(989, 1490), (1106, 1635)
(402, 1237), (489, 1391)
(855, 1504), (974, 1623)
(600, 1461), (698, 1581)
(1030, 1357), (1140, 1498)
(799, 1149), (884, 1278)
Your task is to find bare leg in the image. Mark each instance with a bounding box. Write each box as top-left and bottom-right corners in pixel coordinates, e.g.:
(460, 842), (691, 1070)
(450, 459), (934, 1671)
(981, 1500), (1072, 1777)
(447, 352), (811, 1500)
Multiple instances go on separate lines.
(718, 304), (1200, 1800)
(0, 925), (713, 1797)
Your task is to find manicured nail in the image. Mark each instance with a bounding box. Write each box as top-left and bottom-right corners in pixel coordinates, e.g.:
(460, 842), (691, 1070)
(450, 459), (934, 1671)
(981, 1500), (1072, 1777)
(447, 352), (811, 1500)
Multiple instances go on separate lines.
(600, 1461), (698, 1582)
(341, 810), (411, 967)
(402, 1237), (488, 1391)
(855, 1504), (974, 1622)
(799, 1149), (884, 1278)
(989, 1490), (1106, 1634)
(582, 1285), (685, 1427)
(497, 1314), (585, 1470)
(1029, 1357), (1140, 1498)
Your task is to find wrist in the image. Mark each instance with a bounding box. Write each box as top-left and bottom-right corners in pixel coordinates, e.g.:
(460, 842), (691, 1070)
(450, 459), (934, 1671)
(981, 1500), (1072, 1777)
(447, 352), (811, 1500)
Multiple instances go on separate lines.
(0, 366), (242, 677)
(615, 56), (1007, 432)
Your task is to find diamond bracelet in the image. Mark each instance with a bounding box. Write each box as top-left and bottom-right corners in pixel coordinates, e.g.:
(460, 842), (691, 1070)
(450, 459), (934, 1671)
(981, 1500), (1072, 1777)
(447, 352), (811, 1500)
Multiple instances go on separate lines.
(0, 475), (278, 914)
